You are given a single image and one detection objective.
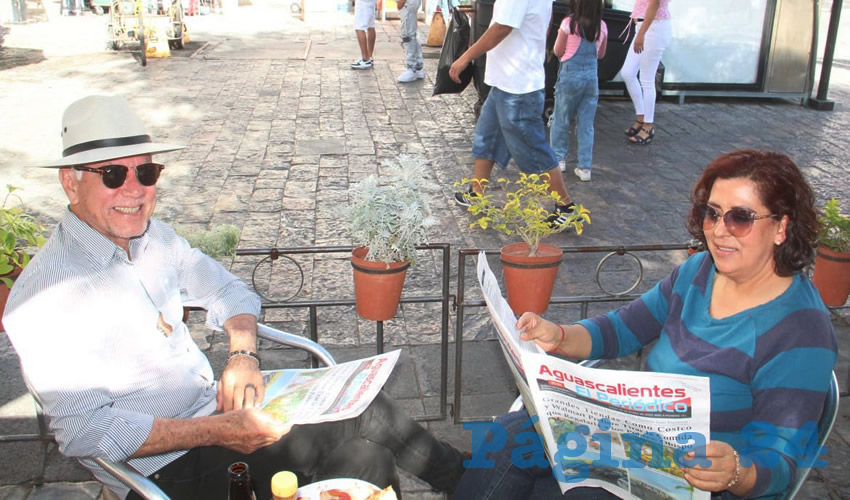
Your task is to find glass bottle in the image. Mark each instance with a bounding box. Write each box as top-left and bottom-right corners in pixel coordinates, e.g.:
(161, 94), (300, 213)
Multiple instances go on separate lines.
(227, 462), (256, 500)
(271, 470), (298, 500)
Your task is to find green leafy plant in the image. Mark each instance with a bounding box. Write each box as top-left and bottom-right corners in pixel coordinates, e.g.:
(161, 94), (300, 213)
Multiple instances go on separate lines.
(175, 224), (240, 259)
(0, 185), (48, 287)
(818, 198), (850, 253)
(349, 155), (437, 264)
(454, 173), (591, 257)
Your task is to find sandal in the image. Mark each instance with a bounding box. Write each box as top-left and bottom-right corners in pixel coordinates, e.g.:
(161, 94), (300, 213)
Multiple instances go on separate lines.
(629, 126), (655, 145)
(624, 121), (644, 137)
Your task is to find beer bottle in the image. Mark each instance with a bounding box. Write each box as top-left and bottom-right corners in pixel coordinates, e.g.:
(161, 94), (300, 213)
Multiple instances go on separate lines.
(271, 470), (298, 500)
(227, 462), (256, 500)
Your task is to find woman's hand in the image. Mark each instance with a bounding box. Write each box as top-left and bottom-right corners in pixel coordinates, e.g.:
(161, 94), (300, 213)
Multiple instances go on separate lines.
(633, 32), (645, 54)
(517, 312), (562, 352)
(683, 441), (742, 493)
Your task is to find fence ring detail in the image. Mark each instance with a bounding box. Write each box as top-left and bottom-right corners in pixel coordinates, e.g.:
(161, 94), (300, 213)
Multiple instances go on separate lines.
(595, 251), (644, 296)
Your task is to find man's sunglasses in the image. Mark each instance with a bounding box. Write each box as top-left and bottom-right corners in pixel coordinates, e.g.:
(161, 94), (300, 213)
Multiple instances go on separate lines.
(699, 204), (776, 238)
(73, 163), (164, 189)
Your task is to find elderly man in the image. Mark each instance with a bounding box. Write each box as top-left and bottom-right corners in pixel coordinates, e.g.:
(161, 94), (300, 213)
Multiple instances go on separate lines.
(3, 95), (465, 499)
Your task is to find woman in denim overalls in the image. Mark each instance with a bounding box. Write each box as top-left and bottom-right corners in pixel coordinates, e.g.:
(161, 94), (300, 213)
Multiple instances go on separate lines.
(549, 0), (608, 182)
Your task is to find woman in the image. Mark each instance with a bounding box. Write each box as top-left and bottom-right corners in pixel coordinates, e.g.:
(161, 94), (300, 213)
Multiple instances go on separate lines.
(453, 150), (837, 499)
(620, 0), (673, 146)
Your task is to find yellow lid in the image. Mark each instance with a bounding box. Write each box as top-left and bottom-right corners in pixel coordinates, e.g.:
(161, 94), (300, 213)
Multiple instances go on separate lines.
(271, 471), (298, 497)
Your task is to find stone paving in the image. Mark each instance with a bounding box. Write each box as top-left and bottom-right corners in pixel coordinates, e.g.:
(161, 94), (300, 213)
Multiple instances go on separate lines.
(1, 0), (849, 498)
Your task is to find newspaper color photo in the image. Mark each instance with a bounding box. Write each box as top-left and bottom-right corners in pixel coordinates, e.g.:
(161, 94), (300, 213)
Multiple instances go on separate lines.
(260, 350), (400, 426)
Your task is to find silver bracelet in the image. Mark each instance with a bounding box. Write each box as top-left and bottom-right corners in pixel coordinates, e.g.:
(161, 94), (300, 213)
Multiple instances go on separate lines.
(726, 449), (741, 489)
(228, 350), (260, 368)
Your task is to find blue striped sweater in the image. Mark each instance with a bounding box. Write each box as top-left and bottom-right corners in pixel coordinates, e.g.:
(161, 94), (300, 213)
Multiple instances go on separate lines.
(579, 251), (837, 498)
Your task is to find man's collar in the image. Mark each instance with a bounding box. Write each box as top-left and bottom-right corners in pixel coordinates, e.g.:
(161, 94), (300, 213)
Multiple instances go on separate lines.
(60, 208), (151, 264)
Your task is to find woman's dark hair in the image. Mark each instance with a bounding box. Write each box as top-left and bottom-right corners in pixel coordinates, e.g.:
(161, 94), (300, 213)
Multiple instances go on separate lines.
(569, 0), (603, 42)
(686, 149), (819, 276)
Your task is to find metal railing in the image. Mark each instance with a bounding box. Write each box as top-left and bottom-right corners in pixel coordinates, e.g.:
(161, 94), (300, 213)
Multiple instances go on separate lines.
(235, 243), (452, 422)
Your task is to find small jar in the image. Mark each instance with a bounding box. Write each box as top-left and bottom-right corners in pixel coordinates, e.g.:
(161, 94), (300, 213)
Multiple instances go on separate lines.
(271, 470), (298, 500)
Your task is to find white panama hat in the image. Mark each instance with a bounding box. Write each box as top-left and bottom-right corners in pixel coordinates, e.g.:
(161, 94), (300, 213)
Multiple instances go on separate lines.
(36, 95), (184, 168)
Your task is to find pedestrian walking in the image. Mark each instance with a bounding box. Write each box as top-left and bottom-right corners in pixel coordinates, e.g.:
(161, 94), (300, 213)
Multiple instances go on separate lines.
(351, 0), (377, 69)
(448, 0), (578, 228)
(397, 0), (424, 82)
(620, 0), (673, 145)
(549, 0), (608, 182)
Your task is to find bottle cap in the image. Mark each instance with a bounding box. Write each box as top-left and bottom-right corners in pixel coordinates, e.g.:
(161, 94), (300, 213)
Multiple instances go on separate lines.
(271, 471), (298, 497)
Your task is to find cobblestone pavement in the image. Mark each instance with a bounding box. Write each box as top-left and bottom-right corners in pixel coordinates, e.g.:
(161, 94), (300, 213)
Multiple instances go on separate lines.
(1, 0), (849, 498)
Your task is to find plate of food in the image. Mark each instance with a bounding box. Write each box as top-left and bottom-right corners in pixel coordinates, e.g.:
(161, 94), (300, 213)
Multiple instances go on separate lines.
(295, 479), (396, 500)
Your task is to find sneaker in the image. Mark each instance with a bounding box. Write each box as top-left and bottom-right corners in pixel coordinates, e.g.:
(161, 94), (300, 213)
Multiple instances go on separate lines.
(547, 203), (576, 229)
(351, 58), (373, 70)
(574, 168), (591, 182)
(398, 68), (425, 83)
(454, 188), (481, 207)
(558, 160), (567, 172)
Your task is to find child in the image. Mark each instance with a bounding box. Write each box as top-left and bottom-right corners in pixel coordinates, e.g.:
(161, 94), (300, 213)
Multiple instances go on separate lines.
(549, 0), (607, 182)
(351, 0), (377, 69)
(396, 0), (424, 82)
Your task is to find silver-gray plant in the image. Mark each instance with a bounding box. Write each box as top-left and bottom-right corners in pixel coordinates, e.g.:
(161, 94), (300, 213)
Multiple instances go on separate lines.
(349, 155), (437, 264)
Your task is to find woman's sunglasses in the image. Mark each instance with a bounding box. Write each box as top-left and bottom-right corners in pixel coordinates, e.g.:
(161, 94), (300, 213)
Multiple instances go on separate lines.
(73, 163), (164, 189)
(699, 204), (775, 237)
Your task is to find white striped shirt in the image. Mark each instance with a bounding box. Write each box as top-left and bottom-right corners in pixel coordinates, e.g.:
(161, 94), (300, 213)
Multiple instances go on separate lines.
(4, 209), (261, 497)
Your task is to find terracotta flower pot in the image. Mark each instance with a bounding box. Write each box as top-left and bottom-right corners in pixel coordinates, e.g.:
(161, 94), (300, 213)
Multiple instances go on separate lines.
(0, 266), (24, 333)
(812, 247), (850, 306)
(351, 246), (410, 321)
(500, 242), (563, 315)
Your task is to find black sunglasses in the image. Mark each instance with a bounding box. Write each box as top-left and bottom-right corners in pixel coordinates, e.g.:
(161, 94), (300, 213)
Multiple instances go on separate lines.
(73, 163), (164, 189)
(700, 204), (775, 238)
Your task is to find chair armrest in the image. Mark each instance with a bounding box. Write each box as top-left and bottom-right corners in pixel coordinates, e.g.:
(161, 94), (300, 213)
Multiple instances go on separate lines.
(93, 457), (170, 500)
(257, 323), (336, 367)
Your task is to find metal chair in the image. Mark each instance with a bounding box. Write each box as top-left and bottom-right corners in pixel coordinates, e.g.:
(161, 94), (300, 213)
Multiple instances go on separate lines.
(6, 323), (336, 500)
(784, 371), (840, 499)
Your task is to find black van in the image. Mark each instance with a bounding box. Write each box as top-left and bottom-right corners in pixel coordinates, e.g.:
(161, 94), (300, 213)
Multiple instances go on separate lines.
(471, 0), (634, 119)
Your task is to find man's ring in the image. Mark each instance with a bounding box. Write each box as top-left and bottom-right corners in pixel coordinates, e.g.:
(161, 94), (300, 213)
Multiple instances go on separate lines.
(245, 384), (256, 391)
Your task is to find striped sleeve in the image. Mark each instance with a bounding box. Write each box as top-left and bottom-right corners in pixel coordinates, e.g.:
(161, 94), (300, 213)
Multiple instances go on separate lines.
(154, 221), (261, 330)
(580, 259), (683, 359)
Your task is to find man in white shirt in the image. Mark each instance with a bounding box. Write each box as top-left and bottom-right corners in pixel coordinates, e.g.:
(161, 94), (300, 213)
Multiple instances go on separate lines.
(449, 0), (578, 228)
(4, 95), (465, 499)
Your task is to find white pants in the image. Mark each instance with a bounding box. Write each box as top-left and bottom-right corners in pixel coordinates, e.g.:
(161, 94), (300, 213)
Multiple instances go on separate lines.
(354, 0), (376, 31)
(620, 19), (672, 124)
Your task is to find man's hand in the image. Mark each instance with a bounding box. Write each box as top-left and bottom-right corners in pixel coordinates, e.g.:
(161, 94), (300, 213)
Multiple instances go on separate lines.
(397, 0), (406, 9)
(217, 355), (265, 412)
(133, 407), (290, 457)
(449, 55), (470, 83)
(217, 408), (291, 454)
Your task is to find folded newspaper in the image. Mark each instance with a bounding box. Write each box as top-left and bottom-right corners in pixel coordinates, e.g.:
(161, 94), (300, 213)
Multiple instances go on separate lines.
(476, 252), (711, 500)
(260, 350), (400, 426)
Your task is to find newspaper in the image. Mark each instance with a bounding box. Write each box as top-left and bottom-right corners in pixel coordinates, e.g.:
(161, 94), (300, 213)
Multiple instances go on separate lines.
(476, 252), (711, 500)
(259, 350), (400, 426)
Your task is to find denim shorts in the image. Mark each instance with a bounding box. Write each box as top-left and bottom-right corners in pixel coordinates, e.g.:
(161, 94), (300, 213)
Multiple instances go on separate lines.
(472, 87), (557, 175)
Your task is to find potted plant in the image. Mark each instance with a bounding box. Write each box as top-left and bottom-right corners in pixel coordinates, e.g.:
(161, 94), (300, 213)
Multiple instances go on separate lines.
(1, 185), (49, 332)
(175, 224), (240, 262)
(812, 198), (850, 306)
(455, 173), (590, 315)
(348, 155), (437, 321)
